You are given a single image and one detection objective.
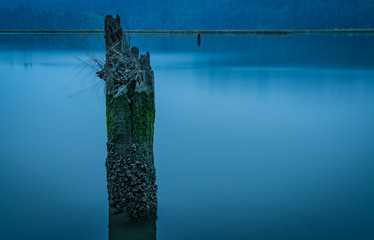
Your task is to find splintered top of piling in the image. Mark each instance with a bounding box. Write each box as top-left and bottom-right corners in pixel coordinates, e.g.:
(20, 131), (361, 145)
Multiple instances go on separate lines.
(105, 14), (124, 58)
(102, 14), (151, 70)
(99, 15), (153, 96)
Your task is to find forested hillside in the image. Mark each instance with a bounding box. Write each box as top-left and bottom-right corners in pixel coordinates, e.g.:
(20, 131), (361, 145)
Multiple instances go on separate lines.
(0, 0), (373, 29)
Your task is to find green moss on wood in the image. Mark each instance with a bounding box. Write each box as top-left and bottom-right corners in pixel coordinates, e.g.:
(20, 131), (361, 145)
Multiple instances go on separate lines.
(106, 85), (155, 147)
(132, 92), (155, 144)
(106, 93), (132, 141)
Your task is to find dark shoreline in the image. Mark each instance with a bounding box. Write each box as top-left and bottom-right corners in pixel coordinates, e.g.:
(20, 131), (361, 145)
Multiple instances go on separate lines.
(0, 29), (374, 35)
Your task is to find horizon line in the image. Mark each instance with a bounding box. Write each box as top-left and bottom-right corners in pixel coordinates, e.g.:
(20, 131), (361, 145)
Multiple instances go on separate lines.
(1, 29), (374, 35)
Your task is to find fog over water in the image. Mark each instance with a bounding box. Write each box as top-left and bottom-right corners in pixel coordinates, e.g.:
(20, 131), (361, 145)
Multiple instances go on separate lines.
(0, 34), (374, 239)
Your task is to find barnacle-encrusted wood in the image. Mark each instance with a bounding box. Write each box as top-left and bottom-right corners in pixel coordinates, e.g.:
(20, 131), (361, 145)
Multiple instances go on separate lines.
(98, 14), (157, 218)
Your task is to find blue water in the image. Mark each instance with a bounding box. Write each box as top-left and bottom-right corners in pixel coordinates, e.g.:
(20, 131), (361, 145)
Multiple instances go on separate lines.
(0, 34), (374, 240)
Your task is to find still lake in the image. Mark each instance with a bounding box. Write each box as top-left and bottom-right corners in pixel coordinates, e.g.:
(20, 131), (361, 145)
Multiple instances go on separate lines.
(0, 33), (374, 240)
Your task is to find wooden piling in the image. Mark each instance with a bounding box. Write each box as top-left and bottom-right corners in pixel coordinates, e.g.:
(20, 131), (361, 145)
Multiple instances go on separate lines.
(98, 14), (157, 218)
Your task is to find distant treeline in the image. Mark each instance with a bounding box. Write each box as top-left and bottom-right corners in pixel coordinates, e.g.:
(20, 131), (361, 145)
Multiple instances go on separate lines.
(0, 0), (373, 30)
(0, 5), (99, 30)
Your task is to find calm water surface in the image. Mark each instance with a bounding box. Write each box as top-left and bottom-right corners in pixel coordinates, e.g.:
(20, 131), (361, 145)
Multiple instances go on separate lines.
(0, 34), (374, 240)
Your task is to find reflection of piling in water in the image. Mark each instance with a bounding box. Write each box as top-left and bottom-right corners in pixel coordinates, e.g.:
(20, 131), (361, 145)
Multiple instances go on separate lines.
(97, 14), (157, 218)
(197, 34), (201, 46)
(109, 208), (157, 240)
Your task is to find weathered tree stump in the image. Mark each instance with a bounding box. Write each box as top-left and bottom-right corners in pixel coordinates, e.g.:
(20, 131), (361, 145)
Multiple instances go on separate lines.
(98, 14), (157, 218)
